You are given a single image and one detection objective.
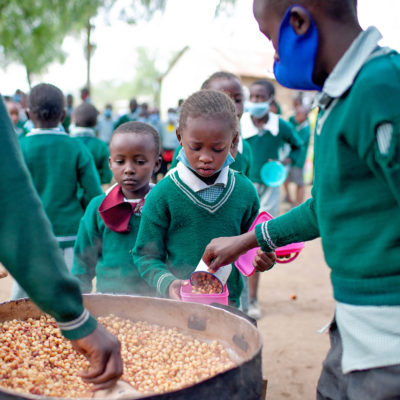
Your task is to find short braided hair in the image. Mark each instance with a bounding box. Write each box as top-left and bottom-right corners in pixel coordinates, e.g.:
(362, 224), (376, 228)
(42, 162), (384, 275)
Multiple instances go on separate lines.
(112, 121), (161, 155)
(28, 83), (64, 124)
(178, 89), (238, 134)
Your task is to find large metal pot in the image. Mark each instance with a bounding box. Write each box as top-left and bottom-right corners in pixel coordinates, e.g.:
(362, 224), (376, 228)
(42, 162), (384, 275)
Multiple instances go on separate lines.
(0, 295), (263, 400)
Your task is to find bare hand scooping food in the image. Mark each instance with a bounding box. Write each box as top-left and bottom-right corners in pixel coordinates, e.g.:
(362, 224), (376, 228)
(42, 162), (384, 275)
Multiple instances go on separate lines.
(71, 324), (123, 391)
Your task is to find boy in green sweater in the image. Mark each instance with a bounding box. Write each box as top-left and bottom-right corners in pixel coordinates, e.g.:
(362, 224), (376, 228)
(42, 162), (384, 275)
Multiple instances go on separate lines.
(70, 103), (112, 185)
(72, 122), (161, 295)
(204, 0), (400, 398)
(133, 90), (260, 307)
(13, 83), (102, 299)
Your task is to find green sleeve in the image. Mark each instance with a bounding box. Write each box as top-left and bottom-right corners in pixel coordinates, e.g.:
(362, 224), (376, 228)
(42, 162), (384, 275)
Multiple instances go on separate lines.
(99, 144), (112, 184)
(0, 97), (97, 340)
(77, 143), (103, 208)
(132, 187), (176, 297)
(72, 198), (102, 293)
(255, 190), (320, 252)
(169, 145), (182, 170)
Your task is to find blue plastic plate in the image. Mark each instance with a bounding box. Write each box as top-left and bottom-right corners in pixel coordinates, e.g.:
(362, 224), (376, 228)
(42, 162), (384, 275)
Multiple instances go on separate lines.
(260, 161), (287, 187)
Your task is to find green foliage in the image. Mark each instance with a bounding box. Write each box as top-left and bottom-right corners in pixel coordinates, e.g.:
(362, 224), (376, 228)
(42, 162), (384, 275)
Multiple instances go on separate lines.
(0, 0), (110, 86)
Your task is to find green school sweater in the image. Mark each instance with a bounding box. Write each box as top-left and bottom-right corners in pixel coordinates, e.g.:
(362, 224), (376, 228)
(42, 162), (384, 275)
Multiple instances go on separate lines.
(19, 131), (103, 248)
(71, 130), (112, 184)
(0, 97), (96, 340)
(72, 193), (154, 295)
(255, 48), (400, 306)
(243, 115), (303, 183)
(133, 169), (260, 306)
(169, 142), (253, 177)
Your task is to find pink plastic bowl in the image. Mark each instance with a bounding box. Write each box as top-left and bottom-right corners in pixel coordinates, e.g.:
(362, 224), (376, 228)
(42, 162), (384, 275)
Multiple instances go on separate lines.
(235, 212), (305, 273)
(180, 281), (229, 305)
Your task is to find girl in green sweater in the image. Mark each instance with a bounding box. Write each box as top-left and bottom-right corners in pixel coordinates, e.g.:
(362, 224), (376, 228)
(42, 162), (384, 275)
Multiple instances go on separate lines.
(72, 122), (161, 295)
(133, 90), (260, 307)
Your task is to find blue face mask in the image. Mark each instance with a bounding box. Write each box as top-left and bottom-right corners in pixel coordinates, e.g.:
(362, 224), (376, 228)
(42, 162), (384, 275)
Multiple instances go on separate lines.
(245, 101), (270, 119)
(273, 5), (323, 91)
(176, 148), (235, 173)
(104, 109), (112, 118)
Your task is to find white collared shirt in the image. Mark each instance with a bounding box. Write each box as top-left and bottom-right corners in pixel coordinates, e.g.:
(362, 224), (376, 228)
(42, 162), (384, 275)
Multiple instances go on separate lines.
(241, 111), (279, 140)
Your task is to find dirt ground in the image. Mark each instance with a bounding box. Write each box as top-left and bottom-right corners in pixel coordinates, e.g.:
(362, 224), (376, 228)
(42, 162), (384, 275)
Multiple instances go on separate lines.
(0, 187), (334, 400)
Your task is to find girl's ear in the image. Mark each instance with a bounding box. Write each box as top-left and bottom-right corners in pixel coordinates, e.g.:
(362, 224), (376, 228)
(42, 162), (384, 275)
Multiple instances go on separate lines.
(176, 128), (183, 145)
(289, 6), (311, 35)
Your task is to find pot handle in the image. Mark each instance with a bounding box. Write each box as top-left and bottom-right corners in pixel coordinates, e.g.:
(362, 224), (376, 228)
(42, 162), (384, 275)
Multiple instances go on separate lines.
(210, 303), (257, 327)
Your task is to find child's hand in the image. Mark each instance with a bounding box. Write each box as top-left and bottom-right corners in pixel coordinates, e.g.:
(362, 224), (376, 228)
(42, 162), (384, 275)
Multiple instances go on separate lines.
(168, 280), (186, 300)
(203, 231), (259, 272)
(253, 249), (276, 272)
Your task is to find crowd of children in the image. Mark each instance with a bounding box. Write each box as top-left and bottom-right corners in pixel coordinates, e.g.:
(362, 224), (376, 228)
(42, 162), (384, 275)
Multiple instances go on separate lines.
(6, 73), (311, 314)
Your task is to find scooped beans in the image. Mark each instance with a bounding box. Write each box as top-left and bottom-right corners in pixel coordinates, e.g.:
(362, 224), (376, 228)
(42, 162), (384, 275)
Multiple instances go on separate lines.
(191, 272), (223, 294)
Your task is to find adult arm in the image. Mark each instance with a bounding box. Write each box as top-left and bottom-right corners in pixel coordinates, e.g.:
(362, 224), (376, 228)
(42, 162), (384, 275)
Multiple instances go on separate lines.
(0, 97), (122, 388)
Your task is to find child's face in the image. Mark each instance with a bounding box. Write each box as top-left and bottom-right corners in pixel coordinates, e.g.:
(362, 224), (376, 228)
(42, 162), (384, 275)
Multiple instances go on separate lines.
(177, 116), (236, 179)
(250, 84), (272, 103)
(109, 133), (160, 199)
(6, 103), (19, 126)
(207, 79), (244, 120)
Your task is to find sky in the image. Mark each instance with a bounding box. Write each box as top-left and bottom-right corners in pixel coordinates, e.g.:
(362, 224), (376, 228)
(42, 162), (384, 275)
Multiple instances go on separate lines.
(1, 0), (399, 98)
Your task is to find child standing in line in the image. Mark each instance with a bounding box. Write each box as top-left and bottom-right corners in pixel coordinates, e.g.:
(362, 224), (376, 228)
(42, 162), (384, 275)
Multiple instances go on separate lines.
(12, 83), (102, 299)
(284, 105), (311, 206)
(242, 78), (303, 319)
(133, 90), (260, 307)
(70, 103), (112, 185)
(72, 122), (161, 295)
(204, 0), (400, 398)
(170, 71), (254, 178)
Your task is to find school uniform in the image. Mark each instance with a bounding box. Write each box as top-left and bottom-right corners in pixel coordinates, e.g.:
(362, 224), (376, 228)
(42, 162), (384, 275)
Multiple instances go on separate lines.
(19, 129), (103, 249)
(70, 127), (112, 184)
(253, 27), (400, 399)
(169, 139), (253, 177)
(241, 112), (303, 216)
(0, 97), (96, 340)
(133, 162), (260, 307)
(72, 184), (155, 296)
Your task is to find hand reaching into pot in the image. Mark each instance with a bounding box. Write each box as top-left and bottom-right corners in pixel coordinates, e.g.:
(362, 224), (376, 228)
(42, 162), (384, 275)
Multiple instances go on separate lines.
(71, 324), (123, 391)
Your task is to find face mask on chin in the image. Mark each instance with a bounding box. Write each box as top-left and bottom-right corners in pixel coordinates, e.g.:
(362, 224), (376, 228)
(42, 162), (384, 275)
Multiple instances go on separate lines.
(245, 101), (271, 119)
(273, 5), (323, 91)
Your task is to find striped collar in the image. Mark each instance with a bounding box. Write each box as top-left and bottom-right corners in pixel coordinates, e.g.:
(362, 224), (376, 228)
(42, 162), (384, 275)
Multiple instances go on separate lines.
(170, 166), (236, 214)
(176, 162), (228, 193)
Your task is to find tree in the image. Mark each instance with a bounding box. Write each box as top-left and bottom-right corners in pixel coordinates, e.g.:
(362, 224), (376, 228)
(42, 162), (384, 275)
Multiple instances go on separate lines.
(0, 0), (111, 88)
